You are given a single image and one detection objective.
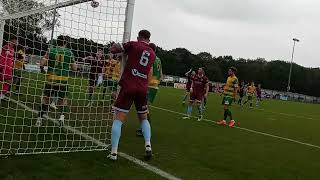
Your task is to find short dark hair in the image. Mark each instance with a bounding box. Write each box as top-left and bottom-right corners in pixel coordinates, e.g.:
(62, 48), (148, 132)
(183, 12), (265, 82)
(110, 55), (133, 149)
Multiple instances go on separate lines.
(138, 30), (151, 40)
(230, 66), (237, 73)
(149, 43), (156, 51)
(57, 35), (69, 46)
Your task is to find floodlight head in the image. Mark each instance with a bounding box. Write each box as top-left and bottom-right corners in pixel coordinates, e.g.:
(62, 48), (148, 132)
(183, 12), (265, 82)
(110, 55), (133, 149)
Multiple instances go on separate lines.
(293, 38), (300, 42)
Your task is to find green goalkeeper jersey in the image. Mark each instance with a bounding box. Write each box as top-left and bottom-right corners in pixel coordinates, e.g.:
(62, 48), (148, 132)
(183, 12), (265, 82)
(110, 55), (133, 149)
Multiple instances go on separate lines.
(149, 56), (162, 88)
(47, 47), (75, 85)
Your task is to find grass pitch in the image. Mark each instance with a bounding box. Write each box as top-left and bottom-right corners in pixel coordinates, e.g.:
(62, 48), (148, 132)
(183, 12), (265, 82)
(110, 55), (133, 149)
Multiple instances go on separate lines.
(1, 72), (320, 180)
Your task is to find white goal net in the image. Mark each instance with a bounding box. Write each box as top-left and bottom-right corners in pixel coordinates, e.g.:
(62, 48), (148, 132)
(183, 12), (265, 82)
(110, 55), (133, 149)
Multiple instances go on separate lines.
(0, 0), (134, 156)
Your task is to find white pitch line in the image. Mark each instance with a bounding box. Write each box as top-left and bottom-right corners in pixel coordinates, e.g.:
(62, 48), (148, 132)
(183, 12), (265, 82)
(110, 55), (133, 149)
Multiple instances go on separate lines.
(150, 105), (320, 150)
(7, 97), (182, 180)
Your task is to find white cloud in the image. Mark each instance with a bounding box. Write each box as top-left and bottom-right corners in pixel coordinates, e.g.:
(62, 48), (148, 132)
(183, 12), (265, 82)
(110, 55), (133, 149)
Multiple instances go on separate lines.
(131, 0), (320, 67)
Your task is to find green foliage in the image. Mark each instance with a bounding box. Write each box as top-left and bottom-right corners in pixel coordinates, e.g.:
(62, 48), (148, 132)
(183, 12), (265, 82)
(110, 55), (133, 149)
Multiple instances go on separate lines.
(156, 47), (320, 97)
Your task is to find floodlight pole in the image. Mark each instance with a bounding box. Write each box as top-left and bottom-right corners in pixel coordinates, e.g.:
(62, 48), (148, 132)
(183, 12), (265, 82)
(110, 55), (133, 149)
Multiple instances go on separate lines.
(287, 38), (300, 92)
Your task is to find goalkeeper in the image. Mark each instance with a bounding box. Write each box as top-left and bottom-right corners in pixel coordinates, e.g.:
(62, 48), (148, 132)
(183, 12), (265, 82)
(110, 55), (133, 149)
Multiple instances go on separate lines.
(136, 43), (163, 136)
(36, 35), (77, 126)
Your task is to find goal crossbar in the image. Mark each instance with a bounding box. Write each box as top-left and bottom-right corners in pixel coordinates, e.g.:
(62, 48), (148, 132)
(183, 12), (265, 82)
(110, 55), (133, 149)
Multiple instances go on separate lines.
(0, 0), (92, 20)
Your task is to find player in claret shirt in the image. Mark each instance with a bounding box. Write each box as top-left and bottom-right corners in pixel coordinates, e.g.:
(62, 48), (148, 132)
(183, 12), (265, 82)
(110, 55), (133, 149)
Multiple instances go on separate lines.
(256, 84), (262, 107)
(107, 30), (156, 161)
(182, 69), (196, 104)
(182, 67), (209, 121)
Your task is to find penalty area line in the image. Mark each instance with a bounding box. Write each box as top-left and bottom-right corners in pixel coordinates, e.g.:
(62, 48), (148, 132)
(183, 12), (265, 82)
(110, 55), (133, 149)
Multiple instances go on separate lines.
(7, 97), (182, 180)
(150, 105), (320, 150)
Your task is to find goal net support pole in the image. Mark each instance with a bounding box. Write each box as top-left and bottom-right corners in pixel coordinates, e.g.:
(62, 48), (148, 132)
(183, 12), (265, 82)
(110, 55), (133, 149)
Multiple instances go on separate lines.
(123, 0), (135, 43)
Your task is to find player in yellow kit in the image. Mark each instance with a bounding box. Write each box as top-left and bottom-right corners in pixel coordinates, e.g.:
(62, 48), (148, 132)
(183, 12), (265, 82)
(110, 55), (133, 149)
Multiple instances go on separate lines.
(244, 82), (256, 108)
(102, 54), (121, 104)
(217, 67), (238, 127)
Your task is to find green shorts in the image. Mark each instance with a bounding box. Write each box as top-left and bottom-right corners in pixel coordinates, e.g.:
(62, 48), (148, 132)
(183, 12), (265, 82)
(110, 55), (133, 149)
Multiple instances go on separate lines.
(104, 79), (118, 92)
(247, 96), (253, 101)
(222, 96), (233, 106)
(148, 87), (158, 104)
(43, 84), (68, 98)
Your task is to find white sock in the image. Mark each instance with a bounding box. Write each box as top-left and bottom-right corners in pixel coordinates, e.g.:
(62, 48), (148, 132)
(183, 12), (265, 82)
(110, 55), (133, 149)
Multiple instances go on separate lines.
(111, 147), (118, 154)
(145, 141), (151, 147)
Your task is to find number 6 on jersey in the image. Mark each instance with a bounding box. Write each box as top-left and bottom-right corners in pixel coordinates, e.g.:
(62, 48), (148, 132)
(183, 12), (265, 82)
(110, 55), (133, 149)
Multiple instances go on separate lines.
(139, 50), (150, 67)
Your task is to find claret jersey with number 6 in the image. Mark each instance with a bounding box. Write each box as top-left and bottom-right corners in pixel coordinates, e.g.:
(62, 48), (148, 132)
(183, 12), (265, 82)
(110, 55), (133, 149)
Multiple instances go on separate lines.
(119, 41), (156, 91)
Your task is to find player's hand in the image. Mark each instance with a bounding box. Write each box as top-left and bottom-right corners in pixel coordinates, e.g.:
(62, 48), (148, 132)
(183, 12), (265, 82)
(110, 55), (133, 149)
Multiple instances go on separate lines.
(204, 93), (208, 98)
(190, 88), (193, 93)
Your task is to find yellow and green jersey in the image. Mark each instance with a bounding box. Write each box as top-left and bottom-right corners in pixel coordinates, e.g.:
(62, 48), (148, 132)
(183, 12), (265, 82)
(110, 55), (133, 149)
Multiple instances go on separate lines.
(149, 56), (162, 88)
(14, 49), (25, 70)
(247, 85), (256, 96)
(223, 75), (238, 97)
(47, 47), (75, 85)
(105, 59), (121, 81)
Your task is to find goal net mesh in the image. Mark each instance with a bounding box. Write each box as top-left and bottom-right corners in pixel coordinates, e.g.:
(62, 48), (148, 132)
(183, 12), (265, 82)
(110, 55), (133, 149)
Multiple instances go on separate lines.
(0, 0), (128, 155)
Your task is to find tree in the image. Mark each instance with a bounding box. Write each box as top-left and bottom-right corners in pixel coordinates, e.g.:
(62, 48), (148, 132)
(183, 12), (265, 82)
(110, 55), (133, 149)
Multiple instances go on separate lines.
(197, 52), (213, 61)
(1, 0), (60, 55)
(155, 47), (320, 97)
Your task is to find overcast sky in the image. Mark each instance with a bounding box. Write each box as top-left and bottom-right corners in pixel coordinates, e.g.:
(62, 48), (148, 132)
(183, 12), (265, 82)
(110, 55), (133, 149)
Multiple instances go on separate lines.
(130, 0), (320, 67)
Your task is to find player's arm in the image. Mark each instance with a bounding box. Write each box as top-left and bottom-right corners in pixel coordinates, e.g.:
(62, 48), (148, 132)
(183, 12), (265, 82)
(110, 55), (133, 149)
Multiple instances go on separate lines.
(190, 80), (194, 93)
(101, 59), (106, 75)
(104, 59), (109, 74)
(110, 43), (123, 54)
(110, 42), (132, 54)
(204, 82), (209, 97)
(233, 80), (239, 98)
(148, 66), (153, 84)
(40, 52), (48, 73)
(70, 55), (77, 72)
(185, 68), (192, 77)
(70, 63), (77, 72)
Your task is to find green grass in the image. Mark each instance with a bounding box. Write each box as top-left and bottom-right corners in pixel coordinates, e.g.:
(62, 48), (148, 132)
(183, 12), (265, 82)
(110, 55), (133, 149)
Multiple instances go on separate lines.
(1, 72), (320, 180)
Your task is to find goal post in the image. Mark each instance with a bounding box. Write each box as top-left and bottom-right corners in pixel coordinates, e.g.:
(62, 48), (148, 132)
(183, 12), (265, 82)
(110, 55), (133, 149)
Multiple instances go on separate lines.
(0, 0), (135, 156)
(123, 0), (135, 43)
